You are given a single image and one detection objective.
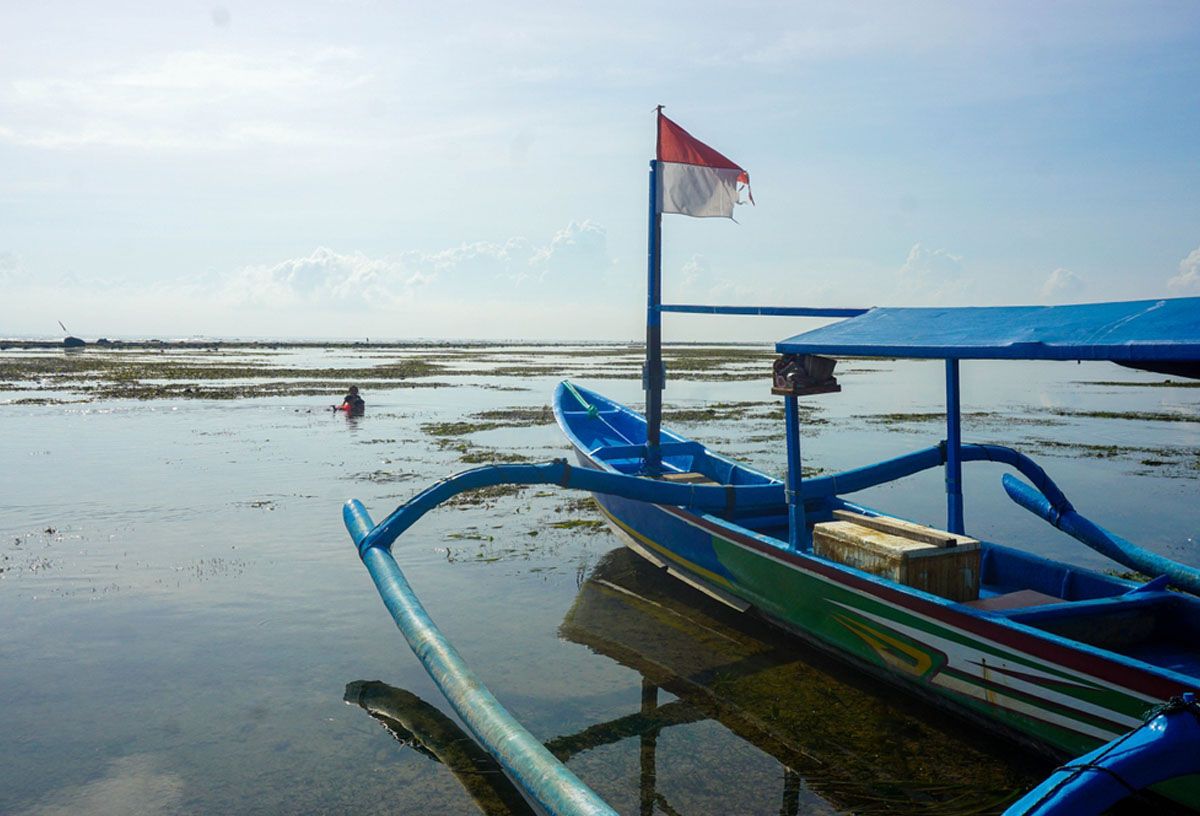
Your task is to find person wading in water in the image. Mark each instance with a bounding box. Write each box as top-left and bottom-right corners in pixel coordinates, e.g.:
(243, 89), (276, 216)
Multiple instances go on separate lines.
(335, 386), (365, 416)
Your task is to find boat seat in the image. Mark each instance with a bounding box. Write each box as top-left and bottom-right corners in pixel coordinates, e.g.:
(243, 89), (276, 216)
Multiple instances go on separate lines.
(832, 509), (975, 548)
(963, 589), (1062, 612)
(658, 471), (720, 486)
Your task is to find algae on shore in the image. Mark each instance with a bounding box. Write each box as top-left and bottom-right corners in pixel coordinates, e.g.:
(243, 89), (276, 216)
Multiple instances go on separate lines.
(0, 343), (778, 403)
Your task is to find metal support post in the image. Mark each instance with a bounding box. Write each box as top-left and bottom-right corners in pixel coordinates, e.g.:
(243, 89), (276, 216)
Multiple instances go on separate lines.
(945, 358), (964, 534)
(784, 395), (810, 551)
(644, 159), (663, 472)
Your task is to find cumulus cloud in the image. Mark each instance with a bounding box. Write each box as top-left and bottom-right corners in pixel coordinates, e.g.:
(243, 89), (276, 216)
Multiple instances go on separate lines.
(900, 243), (963, 280)
(1040, 267), (1085, 302)
(222, 223), (612, 309)
(527, 221), (609, 279)
(3, 224), (620, 338)
(668, 253), (769, 304)
(1167, 246), (1200, 292)
(679, 254), (712, 290)
(223, 248), (419, 309)
(894, 242), (971, 303)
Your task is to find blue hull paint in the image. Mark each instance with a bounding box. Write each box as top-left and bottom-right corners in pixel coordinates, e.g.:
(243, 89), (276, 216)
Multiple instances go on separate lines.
(553, 382), (1200, 761)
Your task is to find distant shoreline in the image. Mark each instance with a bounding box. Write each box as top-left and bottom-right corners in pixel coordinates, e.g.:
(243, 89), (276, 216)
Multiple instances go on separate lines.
(0, 338), (764, 350)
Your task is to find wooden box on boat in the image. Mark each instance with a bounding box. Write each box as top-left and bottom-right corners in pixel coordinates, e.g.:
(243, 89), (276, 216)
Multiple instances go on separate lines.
(813, 517), (981, 602)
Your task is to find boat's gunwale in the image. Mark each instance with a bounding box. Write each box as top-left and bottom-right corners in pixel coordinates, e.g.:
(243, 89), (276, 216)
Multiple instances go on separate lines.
(553, 381), (1200, 701)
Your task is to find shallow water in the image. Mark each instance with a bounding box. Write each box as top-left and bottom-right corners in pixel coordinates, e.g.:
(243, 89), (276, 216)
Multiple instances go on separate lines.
(1, 346), (1198, 814)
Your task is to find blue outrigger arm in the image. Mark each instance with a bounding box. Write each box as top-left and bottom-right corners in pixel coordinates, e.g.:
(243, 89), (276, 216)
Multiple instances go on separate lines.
(1003, 694), (1200, 815)
(353, 460), (784, 555)
(345, 499), (618, 816)
(354, 445), (1060, 556)
(1002, 474), (1200, 596)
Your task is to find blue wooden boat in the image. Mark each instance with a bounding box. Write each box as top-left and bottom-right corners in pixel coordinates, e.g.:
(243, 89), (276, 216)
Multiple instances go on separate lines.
(551, 298), (1200, 807)
(346, 297), (1200, 814)
(344, 114), (1200, 814)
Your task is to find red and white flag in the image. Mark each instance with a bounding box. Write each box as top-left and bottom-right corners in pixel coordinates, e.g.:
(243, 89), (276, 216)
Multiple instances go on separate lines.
(657, 111), (752, 219)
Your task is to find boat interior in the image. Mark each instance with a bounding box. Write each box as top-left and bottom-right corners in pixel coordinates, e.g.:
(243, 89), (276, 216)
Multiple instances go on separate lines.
(559, 393), (1200, 679)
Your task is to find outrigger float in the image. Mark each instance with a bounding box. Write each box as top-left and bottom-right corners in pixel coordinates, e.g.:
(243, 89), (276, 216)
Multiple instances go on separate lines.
(343, 114), (1200, 814)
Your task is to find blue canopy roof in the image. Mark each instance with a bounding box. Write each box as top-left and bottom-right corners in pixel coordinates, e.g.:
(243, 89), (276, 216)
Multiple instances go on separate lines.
(776, 297), (1200, 366)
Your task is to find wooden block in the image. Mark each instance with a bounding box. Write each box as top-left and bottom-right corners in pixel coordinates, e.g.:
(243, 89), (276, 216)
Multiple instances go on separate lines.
(659, 471), (719, 486)
(832, 509), (977, 548)
(813, 520), (981, 602)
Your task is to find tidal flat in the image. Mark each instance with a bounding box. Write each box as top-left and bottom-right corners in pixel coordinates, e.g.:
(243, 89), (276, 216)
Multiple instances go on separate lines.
(2, 343), (1198, 814)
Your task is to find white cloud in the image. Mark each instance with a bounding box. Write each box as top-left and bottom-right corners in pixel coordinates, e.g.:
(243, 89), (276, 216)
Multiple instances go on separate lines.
(668, 253), (770, 304)
(1, 49), (371, 151)
(1167, 247), (1200, 292)
(679, 254), (711, 290)
(222, 223), (612, 310)
(900, 242), (963, 280)
(527, 221), (609, 279)
(223, 248), (415, 309)
(1041, 267), (1085, 302)
(14, 754), (183, 816)
(894, 242), (971, 304)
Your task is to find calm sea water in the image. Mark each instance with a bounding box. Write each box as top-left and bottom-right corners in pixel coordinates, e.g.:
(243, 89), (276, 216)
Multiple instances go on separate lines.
(1, 346), (1198, 814)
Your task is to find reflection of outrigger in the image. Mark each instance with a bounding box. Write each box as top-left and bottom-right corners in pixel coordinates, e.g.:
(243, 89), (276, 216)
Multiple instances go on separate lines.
(344, 296), (1200, 815)
(345, 680), (534, 816)
(346, 548), (1042, 815)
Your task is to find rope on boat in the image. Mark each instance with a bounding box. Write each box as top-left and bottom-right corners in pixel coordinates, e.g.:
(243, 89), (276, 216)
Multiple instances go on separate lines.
(562, 380), (600, 418)
(1002, 692), (1200, 815)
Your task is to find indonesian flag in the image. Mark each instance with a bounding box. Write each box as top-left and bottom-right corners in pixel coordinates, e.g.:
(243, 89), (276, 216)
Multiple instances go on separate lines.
(657, 111), (752, 219)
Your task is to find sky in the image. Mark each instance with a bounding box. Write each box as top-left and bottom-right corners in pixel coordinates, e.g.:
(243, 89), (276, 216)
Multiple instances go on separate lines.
(2, 1), (1199, 341)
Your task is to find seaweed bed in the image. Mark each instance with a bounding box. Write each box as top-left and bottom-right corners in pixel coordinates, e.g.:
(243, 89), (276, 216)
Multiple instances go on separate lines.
(0, 342), (775, 402)
(1079, 379), (1200, 388)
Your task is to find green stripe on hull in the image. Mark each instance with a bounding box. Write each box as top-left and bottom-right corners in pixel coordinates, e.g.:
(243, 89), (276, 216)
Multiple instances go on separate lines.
(706, 535), (1152, 758)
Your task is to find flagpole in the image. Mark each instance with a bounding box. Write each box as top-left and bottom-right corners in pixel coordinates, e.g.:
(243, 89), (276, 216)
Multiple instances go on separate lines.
(645, 156), (663, 472)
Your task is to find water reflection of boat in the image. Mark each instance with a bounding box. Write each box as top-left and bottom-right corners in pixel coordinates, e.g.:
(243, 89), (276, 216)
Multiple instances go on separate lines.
(558, 546), (1041, 815)
(345, 546), (1043, 815)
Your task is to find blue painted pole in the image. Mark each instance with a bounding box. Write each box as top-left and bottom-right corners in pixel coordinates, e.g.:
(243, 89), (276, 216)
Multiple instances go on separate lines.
(355, 460), (785, 554)
(1002, 474), (1200, 596)
(659, 304), (868, 318)
(645, 159), (663, 472)
(945, 358), (964, 534)
(784, 395), (810, 551)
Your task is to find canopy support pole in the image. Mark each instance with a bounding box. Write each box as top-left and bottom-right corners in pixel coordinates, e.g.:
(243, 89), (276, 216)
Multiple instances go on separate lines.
(784, 395), (811, 551)
(644, 159), (663, 472)
(945, 359), (964, 534)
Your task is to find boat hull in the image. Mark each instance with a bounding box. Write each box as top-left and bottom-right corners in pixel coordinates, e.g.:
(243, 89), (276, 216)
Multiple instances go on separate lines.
(553, 388), (1197, 783)
(581, 459), (1177, 747)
